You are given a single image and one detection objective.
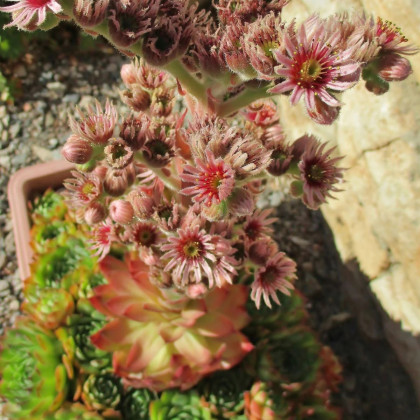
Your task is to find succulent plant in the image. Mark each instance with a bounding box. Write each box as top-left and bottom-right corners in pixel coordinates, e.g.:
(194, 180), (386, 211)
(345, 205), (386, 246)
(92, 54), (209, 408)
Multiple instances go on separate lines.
(245, 290), (308, 341)
(244, 382), (284, 420)
(197, 365), (253, 418)
(121, 388), (157, 420)
(0, 317), (69, 419)
(90, 255), (253, 391)
(45, 403), (103, 420)
(149, 390), (212, 420)
(30, 189), (67, 221)
(252, 326), (321, 385)
(64, 303), (111, 373)
(30, 218), (77, 254)
(81, 373), (123, 411)
(29, 238), (94, 290)
(22, 287), (75, 330)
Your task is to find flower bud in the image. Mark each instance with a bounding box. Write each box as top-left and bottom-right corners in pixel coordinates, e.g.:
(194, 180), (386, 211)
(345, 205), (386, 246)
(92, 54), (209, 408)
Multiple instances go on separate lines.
(248, 238), (278, 266)
(377, 53), (412, 82)
(62, 135), (93, 164)
(120, 63), (137, 86)
(121, 87), (151, 112)
(120, 115), (149, 151)
(104, 168), (128, 197)
(84, 201), (107, 225)
(73, 0), (109, 27)
(228, 188), (254, 217)
(127, 190), (155, 220)
(104, 138), (133, 169)
(110, 200), (134, 224)
(93, 165), (108, 180)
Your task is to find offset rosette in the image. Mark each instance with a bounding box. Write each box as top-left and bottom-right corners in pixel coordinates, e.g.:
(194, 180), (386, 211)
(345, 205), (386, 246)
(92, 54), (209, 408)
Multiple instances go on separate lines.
(197, 365), (253, 418)
(0, 317), (69, 418)
(90, 256), (253, 391)
(253, 326), (321, 386)
(45, 403), (102, 419)
(150, 390), (212, 420)
(121, 388), (157, 420)
(81, 373), (122, 411)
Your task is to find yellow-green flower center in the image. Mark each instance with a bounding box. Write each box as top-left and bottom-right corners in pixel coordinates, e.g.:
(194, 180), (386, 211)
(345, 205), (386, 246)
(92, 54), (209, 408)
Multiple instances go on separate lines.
(183, 241), (201, 258)
(300, 59), (322, 82)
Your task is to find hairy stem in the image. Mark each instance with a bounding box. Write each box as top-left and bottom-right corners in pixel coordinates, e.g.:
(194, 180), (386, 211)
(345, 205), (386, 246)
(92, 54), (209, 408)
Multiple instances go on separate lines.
(216, 87), (274, 117)
(163, 60), (208, 106)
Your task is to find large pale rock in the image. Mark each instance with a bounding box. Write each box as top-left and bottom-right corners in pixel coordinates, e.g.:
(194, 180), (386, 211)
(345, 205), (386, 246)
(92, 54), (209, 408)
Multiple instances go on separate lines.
(279, 0), (420, 399)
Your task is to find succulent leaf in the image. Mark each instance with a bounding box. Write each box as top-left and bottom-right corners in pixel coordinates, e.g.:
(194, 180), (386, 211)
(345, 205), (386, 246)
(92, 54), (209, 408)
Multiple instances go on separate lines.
(90, 255), (253, 391)
(150, 390), (212, 420)
(0, 317), (68, 419)
(81, 373), (123, 411)
(121, 388), (157, 420)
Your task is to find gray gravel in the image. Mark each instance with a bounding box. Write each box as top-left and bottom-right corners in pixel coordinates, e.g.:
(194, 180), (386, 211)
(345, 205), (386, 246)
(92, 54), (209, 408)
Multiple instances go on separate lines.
(0, 45), (127, 335)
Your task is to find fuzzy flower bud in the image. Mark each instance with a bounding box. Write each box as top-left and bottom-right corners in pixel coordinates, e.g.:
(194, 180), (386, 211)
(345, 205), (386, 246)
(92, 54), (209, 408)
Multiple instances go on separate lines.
(73, 0), (109, 27)
(377, 53), (413, 81)
(108, 0), (159, 48)
(120, 86), (151, 112)
(119, 115), (149, 151)
(104, 138), (133, 169)
(103, 168), (128, 197)
(84, 201), (107, 225)
(109, 200), (134, 225)
(127, 190), (155, 220)
(62, 135), (93, 164)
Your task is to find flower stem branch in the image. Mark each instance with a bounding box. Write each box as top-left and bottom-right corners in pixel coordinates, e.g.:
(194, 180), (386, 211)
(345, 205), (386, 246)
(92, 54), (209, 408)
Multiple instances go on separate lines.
(216, 87), (274, 117)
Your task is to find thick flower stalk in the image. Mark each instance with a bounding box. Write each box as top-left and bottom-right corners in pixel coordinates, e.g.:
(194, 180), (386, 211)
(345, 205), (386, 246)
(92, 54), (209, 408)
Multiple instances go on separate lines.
(0, 317), (69, 418)
(90, 255), (253, 391)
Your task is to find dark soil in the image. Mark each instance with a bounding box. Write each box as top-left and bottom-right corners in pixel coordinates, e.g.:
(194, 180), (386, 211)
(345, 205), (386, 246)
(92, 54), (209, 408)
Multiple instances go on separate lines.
(1, 22), (419, 420)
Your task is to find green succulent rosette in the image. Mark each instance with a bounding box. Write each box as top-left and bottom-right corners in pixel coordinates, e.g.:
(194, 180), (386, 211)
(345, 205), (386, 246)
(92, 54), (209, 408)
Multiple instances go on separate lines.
(22, 287), (75, 330)
(45, 403), (103, 420)
(252, 326), (321, 386)
(197, 365), (252, 418)
(65, 303), (111, 373)
(81, 373), (123, 411)
(30, 218), (77, 254)
(30, 189), (67, 221)
(121, 388), (157, 420)
(77, 269), (107, 299)
(150, 390), (212, 420)
(0, 317), (69, 419)
(29, 238), (94, 291)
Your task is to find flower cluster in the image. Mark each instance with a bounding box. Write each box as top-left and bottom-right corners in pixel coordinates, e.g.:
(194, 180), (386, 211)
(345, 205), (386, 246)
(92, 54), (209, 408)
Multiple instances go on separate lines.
(0, 1), (417, 418)
(1, 1), (416, 122)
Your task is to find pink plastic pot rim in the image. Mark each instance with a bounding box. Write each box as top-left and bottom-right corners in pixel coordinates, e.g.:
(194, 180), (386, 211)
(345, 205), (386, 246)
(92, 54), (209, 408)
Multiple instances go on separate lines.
(7, 160), (74, 281)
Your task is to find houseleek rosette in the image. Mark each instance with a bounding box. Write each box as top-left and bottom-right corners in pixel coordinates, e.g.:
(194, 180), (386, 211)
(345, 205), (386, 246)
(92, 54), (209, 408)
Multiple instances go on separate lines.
(150, 391), (212, 420)
(0, 317), (69, 418)
(22, 287), (75, 330)
(90, 255), (253, 391)
(30, 218), (77, 254)
(30, 189), (67, 221)
(81, 373), (122, 411)
(244, 382), (284, 420)
(198, 365), (252, 418)
(121, 388), (157, 420)
(45, 403), (102, 420)
(253, 326), (321, 385)
(63, 303), (111, 373)
(29, 238), (94, 290)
